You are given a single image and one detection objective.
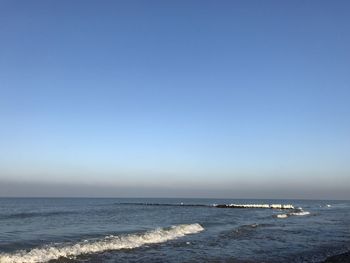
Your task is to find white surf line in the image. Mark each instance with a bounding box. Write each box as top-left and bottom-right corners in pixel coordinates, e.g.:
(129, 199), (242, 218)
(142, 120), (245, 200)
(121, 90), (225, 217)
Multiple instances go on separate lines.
(0, 223), (204, 263)
(214, 204), (295, 209)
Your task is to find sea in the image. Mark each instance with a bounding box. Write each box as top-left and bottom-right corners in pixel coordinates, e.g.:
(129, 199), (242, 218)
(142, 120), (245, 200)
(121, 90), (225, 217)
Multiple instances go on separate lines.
(0, 198), (349, 263)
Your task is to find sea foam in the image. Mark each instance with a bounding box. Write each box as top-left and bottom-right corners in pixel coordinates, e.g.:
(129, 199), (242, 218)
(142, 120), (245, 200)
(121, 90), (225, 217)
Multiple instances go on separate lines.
(276, 210), (310, 219)
(214, 203), (295, 209)
(0, 223), (204, 263)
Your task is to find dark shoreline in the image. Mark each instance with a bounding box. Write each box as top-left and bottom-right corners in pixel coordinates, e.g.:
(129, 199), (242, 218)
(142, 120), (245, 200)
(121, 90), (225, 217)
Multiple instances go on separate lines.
(323, 251), (350, 263)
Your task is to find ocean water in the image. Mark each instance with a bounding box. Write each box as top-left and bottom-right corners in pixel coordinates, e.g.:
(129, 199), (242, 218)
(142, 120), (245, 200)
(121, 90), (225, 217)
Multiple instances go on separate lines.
(0, 198), (349, 263)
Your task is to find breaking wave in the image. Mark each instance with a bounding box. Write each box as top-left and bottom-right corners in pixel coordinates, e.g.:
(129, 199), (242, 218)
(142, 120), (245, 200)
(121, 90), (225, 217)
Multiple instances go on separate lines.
(0, 223), (204, 263)
(275, 209), (310, 219)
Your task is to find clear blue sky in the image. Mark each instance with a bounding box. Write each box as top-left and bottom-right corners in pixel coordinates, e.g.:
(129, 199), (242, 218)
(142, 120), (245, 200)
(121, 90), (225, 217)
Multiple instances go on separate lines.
(0, 0), (349, 199)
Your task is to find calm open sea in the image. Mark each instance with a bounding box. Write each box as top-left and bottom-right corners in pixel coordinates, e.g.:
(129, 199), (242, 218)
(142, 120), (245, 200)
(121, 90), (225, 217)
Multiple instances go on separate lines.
(0, 198), (349, 262)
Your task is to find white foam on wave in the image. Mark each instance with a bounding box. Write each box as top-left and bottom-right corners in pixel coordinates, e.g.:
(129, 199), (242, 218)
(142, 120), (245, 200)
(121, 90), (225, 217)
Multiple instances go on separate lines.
(276, 210), (310, 219)
(276, 214), (288, 218)
(0, 223), (204, 263)
(214, 203), (295, 209)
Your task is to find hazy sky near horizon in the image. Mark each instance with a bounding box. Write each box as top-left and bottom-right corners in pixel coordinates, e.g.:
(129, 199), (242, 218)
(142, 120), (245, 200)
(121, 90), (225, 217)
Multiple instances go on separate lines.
(1, 0), (350, 199)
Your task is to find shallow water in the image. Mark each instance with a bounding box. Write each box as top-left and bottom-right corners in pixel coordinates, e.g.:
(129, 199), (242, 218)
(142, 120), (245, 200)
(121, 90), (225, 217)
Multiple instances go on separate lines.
(0, 198), (349, 262)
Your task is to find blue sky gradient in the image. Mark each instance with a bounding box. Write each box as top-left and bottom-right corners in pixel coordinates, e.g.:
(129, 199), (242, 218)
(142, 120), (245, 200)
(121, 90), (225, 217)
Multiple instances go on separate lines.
(0, 0), (349, 198)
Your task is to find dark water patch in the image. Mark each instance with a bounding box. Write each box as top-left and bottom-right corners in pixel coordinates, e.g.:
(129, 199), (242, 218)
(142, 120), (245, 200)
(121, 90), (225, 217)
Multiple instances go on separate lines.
(48, 257), (77, 263)
(322, 250), (350, 263)
(225, 224), (259, 239)
(220, 223), (275, 240)
(290, 244), (350, 263)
